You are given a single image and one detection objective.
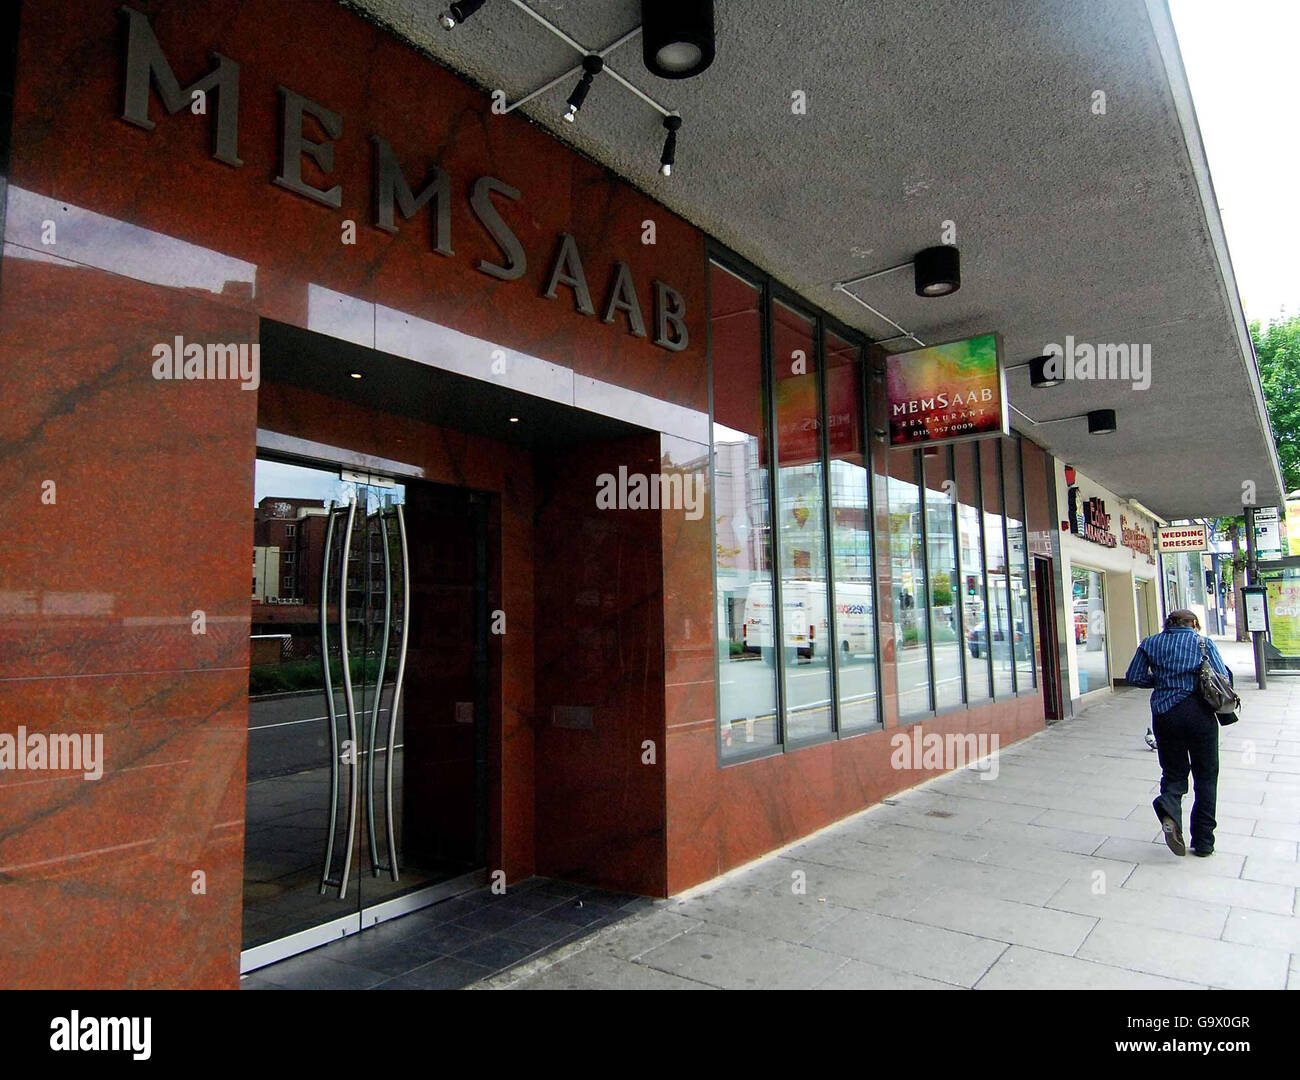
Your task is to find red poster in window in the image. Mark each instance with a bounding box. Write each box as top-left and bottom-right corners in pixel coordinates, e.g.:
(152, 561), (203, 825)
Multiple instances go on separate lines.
(764, 365), (859, 467)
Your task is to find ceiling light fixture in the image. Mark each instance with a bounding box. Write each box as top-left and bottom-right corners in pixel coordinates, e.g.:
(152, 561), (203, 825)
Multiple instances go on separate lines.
(1087, 408), (1117, 435)
(642, 0), (716, 80)
(509, 416), (520, 423)
(439, 0), (487, 30)
(349, 371), (363, 379)
(1017, 407), (1119, 436)
(659, 114), (681, 176)
(1029, 354), (1060, 388)
(912, 245), (961, 297)
(1003, 354), (1062, 389)
(831, 245), (961, 346)
(563, 54), (604, 122)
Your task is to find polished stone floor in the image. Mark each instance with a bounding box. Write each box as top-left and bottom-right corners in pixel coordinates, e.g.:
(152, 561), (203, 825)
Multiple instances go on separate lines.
(240, 878), (651, 989)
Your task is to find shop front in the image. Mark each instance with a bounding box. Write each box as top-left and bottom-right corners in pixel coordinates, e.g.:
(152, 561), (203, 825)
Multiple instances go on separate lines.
(1055, 463), (1162, 703)
(2, 0), (1055, 989)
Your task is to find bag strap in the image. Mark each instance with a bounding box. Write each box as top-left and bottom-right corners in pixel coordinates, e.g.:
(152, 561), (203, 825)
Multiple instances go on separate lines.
(1199, 635), (1208, 660)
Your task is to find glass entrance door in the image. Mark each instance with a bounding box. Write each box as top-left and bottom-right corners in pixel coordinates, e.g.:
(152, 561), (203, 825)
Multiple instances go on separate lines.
(243, 457), (487, 970)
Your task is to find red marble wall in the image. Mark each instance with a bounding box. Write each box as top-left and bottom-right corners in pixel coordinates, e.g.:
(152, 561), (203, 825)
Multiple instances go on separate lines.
(533, 433), (667, 895)
(0, 256), (257, 989)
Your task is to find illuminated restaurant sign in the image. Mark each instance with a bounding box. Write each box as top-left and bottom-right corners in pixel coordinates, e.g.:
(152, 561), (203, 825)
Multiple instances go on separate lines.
(886, 333), (1008, 447)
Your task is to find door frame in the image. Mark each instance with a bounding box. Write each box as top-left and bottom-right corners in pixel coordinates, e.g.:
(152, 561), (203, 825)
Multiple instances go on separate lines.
(242, 432), (490, 974)
(240, 868), (487, 973)
(1032, 555), (1063, 721)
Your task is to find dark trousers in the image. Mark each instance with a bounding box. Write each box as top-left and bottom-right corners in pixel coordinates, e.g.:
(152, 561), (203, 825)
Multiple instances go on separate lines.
(1152, 693), (1220, 852)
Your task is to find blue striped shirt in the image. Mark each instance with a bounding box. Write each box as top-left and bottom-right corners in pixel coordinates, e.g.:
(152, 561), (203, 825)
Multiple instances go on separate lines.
(1124, 628), (1232, 716)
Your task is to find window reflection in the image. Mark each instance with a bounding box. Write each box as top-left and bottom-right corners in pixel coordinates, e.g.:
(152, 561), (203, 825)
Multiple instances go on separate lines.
(924, 447), (963, 710)
(1073, 567), (1110, 692)
(981, 441), (1015, 696)
(711, 263), (779, 755)
(889, 449), (931, 718)
(954, 442), (991, 703)
(826, 331), (879, 731)
(772, 301), (833, 740)
(1002, 437), (1035, 690)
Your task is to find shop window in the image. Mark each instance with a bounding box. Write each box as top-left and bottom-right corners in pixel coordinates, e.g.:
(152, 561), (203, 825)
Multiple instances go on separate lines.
(1002, 435), (1035, 690)
(981, 441), (1015, 697)
(889, 448), (931, 718)
(1073, 567), (1110, 692)
(772, 300), (833, 741)
(711, 262), (779, 757)
(826, 330), (880, 731)
(954, 442), (992, 703)
(923, 446), (963, 710)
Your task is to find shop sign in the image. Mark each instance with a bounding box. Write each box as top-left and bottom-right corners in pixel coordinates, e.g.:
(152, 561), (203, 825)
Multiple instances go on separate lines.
(1065, 487), (1116, 548)
(1120, 514), (1155, 564)
(886, 333), (1008, 447)
(1157, 524), (1208, 552)
(117, 7), (689, 352)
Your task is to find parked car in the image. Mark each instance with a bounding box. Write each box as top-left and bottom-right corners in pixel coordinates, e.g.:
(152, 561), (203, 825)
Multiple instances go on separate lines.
(967, 620), (1028, 659)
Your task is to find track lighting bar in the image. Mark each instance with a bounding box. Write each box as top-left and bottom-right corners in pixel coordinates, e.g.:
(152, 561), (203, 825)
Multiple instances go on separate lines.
(831, 282), (926, 348)
(472, 1), (680, 173)
(500, 27), (641, 115)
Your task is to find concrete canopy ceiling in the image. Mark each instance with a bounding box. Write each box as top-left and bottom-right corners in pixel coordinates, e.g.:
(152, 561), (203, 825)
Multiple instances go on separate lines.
(343, 0), (1282, 520)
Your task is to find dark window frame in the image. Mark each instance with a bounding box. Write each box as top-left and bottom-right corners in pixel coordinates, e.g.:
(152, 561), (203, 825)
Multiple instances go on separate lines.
(708, 242), (880, 766)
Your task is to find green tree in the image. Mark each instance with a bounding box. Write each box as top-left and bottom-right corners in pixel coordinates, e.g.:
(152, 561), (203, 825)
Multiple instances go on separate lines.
(1251, 314), (1300, 491)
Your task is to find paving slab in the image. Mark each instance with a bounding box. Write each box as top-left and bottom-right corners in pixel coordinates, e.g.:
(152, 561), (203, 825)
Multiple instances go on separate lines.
(803, 910), (1008, 987)
(975, 945), (1205, 990)
(1076, 920), (1290, 990)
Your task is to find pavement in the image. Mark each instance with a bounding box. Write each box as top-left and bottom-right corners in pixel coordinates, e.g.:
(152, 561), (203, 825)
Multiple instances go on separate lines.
(477, 637), (1300, 990)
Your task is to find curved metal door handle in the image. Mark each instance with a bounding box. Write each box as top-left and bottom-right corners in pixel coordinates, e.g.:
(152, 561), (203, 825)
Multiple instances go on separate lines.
(366, 510), (393, 876)
(318, 502), (340, 895)
(336, 498), (359, 900)
(384, 504), (411, 883)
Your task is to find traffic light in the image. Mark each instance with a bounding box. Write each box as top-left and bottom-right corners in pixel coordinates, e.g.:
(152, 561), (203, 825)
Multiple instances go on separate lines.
(966, 575), (977, 597)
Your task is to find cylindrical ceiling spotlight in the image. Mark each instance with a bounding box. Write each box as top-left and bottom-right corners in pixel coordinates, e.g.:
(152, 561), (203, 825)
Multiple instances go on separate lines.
(440, 0), (486, 30)
(913, 246), (961, 297)
(660, 115), (682, 176)
(1029, 354), (1061, 388)
(1087, 409), (1118, 435)
(642, 0), (716, 79)
(564, 54), (604, 122)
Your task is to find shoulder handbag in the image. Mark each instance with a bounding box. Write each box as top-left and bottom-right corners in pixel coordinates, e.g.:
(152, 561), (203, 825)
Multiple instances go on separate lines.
(1197, 636), (1240, 723)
